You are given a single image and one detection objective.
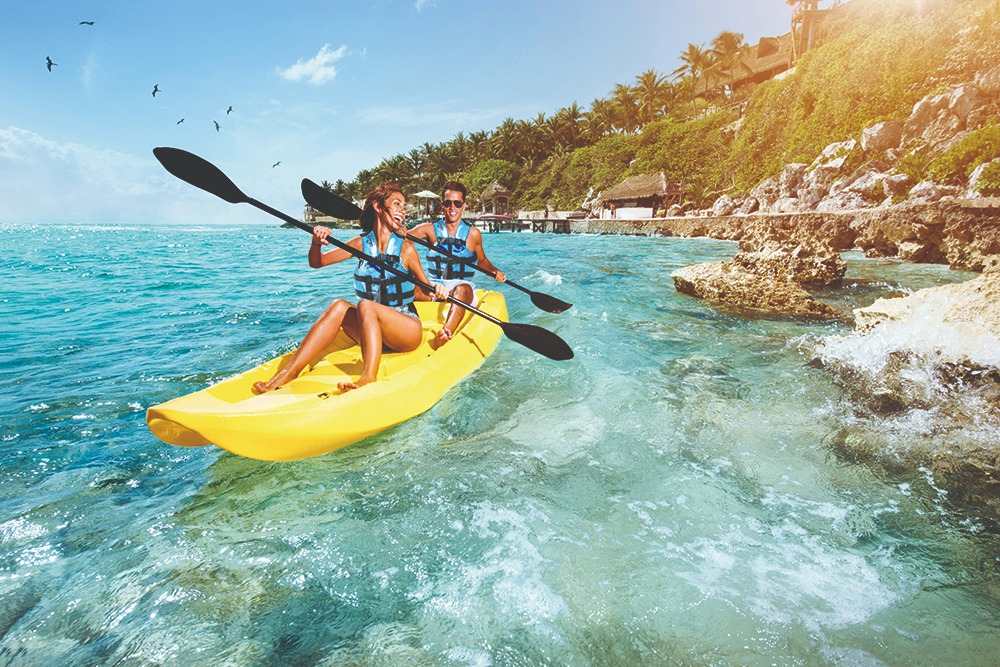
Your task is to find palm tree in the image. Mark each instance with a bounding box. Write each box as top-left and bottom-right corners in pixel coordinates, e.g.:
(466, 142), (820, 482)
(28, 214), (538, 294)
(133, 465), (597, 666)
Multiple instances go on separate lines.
(634, 69), (672, 124)
(710, 31), (752, 81)
(585, 98), (616, 140)
(469, 130), (491, 161)
(612, 83), (640, 134)
(672, 43), (715, 85)
(490, 118), (519, 162)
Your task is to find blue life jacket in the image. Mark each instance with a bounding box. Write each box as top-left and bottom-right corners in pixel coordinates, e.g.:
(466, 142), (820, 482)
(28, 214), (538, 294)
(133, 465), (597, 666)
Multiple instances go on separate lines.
(353, 231), (415, 308)
(426, 219), (476, 280)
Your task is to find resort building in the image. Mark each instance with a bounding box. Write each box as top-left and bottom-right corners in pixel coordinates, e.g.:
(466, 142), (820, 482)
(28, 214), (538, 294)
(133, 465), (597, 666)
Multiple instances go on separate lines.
(480, 181), (512, 215)
(694, 0), (842, 97)
(598, 172), (684, 220)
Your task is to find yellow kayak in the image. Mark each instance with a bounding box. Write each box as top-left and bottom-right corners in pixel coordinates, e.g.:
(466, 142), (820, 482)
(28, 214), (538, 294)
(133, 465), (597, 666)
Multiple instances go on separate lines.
(147, 290), (506, 461)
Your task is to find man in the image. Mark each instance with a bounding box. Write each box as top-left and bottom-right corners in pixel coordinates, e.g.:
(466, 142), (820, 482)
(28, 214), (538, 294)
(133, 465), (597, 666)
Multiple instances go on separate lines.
(409, 180), (506, 347)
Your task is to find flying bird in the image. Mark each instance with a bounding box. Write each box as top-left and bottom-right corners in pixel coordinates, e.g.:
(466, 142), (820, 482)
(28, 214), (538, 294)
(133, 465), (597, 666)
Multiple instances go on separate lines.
(272, 161), (281, 168)
(226, 105), (233, 115)
(213, 120), (220, 132)
(46, 57), (57, 72)
(176, 118), (185, 125)
(151, 84), (161, 97)
(79, 20), (95, 26)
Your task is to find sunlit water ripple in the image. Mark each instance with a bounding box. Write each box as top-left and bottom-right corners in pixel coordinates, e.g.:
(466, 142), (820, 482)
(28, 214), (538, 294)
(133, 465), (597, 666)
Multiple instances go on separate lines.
(1, 223), (998, 665)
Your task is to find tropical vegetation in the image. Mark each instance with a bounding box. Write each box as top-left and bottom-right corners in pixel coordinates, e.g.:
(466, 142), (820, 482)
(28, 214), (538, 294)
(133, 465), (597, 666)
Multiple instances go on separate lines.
(329, 0), (1000, 211)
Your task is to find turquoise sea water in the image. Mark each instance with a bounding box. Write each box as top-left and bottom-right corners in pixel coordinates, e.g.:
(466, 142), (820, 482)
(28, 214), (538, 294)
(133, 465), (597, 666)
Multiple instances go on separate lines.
(2, 223), (998, 665)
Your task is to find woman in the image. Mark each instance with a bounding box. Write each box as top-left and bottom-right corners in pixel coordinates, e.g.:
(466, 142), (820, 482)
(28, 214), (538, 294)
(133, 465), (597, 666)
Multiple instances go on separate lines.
(252, 182), (446, 394)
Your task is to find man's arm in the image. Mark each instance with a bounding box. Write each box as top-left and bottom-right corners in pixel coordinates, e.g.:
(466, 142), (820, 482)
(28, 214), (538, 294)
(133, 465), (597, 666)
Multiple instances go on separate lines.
(467, 227), (506, 282)
(407, 221), (437, 245)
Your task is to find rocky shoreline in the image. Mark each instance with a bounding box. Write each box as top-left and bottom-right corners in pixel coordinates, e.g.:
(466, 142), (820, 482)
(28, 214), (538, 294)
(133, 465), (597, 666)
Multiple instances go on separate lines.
(551, 62), (1000, 519)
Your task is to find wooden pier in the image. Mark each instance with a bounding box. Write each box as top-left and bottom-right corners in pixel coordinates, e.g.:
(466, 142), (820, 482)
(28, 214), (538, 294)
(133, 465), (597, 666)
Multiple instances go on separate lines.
(479, 218), (573, 234)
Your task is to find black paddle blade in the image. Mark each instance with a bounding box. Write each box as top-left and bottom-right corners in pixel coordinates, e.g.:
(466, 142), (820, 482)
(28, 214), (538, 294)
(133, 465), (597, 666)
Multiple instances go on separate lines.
(153, 147), (247, 204)
(301, 178), (363, 220)
(528, 290), (573, 314)
(500, 322), (574, 361)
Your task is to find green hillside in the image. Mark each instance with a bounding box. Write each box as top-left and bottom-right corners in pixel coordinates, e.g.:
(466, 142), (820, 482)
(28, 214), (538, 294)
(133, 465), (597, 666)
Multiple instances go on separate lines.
(337, 0), (1000, 210)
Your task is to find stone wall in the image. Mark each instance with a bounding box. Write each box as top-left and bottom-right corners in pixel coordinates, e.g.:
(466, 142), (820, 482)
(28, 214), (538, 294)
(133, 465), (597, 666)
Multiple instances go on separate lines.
(565, 199), (1000, 272)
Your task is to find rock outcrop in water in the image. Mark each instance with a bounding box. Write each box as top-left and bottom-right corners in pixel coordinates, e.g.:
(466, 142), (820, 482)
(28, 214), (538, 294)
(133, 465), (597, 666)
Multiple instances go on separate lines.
(811, 266), (1000, 518)
(671, 236), (844, 320)
(671, 260), (840, 320)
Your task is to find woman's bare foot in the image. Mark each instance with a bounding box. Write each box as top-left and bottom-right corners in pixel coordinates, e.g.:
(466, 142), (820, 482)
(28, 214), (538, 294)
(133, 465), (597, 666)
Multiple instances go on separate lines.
(337, 375), (375, 393)
(252, 369), (293, 394)
(430, 327), (452, 349)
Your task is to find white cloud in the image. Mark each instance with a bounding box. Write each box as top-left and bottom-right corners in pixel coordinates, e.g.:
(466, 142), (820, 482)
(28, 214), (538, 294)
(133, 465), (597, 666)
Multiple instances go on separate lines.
(277, 44), (348, 86)
(415, 0), (435, 10)
(0, 126), (248, 224)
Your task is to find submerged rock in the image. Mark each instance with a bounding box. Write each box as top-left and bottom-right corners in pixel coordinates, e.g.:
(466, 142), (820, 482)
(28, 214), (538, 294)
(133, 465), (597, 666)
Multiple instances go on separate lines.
(671, 261), (840, 320)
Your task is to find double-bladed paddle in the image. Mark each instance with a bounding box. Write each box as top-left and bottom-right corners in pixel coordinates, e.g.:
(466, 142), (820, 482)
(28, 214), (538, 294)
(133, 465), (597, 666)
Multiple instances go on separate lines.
(300, 178), (573, 314)
(152, 147), (573, 361)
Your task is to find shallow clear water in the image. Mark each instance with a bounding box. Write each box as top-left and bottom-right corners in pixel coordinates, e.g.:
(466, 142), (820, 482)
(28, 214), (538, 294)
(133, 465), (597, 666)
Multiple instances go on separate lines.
(1, 224), (998, 665)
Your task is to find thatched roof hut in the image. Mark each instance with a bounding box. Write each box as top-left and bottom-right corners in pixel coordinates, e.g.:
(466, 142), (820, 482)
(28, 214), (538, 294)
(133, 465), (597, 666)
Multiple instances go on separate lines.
(600, 172), (682, 204)
(480, 181), (511, 202)
(480, 181), (512, 214)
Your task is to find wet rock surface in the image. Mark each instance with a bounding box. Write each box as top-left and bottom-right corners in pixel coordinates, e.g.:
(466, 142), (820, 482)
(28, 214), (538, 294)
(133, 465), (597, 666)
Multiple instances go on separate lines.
(811, 269), (1000, 520)
(671, 261), (841, 320)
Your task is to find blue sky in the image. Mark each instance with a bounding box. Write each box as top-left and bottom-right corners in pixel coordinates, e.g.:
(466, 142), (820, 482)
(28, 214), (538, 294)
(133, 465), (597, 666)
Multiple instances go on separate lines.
(0, 0), (792, 224)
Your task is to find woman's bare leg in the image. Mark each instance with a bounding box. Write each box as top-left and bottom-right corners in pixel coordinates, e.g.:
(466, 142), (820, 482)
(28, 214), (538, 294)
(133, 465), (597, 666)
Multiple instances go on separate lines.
(433, 283), (474, 348)
(339, 300), (423, 392)
(253, 299), (355, 394)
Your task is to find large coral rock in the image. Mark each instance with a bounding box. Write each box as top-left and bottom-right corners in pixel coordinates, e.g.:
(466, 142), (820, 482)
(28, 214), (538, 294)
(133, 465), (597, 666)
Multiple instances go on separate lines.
(735, 197), (760, 215)
(811, 270), (1000, 517)
(860, 120), (903, 154)
(966, 159), (1000, 198)
(854, 270), (1000, 335)
(749, 175), (780, 212)
(902, 83), (989, 150)
(711, 194), (738, 217)
(671, 262), (840, 320)
(844, 171), (891, 202)
(802, 140), (859, 196)
(816, 191), (869, 212)
(907, 180), (962, 204)
(730, 241), (846, 286)
(976, 64), (1000, 96)
(882, 173), (915, 199)
(779, 163), (808, 198)
(771, 197), (802, 214)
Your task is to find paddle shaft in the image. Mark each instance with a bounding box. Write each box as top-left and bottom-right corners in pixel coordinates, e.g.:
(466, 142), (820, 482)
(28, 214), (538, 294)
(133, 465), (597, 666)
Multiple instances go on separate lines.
(248, 198), (506, 327)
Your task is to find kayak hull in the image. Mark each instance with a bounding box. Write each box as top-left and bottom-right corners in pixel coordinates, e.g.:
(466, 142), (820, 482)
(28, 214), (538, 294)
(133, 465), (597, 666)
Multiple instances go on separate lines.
(146, 291), (507, 461)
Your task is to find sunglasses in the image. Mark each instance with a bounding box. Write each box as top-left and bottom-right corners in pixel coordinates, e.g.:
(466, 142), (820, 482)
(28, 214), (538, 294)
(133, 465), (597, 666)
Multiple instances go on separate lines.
(442, 199), (465, 209)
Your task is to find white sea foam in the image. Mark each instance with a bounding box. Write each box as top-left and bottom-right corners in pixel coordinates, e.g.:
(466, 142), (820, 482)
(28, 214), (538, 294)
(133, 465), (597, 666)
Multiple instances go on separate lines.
(26, 402), (50, 412)
(526, 269), (563, 286)
(815, 315), (1000, 375)
(415, 501), (567, 642)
